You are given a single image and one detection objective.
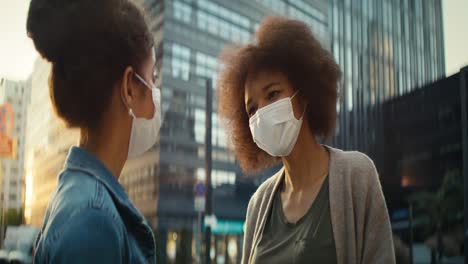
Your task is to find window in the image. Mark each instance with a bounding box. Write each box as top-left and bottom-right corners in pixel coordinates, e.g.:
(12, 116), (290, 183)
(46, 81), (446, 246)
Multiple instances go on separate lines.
(213, 170), (236, 187)
(362, 0), (369, 18)
(173, 1), (192, 23)
(171, 43), (191, 81)
(347, 83), (353, 111)
(257, 0), (286, 15)
(333, 5), (339, 37)
(197, 11), (208, 29)
(383, 1), (389, 29)
(197, 169), (236, 187)
(195, 52), (218, 84)
(212, 112), (226, 147)
(288, 0), (326, 22)
(208, 16), (218, 35)
(194, 108), (226, 148)
(345, 11), (351, 43)
(196, 10), (250, 43)
(194, 108), (205, 144)
(198, 0), (250, 28)
(11, 167), (19, 175)
(196, 0), (251, 43)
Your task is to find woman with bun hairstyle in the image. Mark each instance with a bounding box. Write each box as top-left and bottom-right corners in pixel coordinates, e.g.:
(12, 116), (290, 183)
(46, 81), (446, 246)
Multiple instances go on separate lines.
(27, 0), (159, 263)
(217, 17), (396, 264)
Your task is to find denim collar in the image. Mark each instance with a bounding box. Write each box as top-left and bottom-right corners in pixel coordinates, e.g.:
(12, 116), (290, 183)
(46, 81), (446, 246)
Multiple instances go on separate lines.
(62, 146), (145, 223)
(63, 146), (156, 259)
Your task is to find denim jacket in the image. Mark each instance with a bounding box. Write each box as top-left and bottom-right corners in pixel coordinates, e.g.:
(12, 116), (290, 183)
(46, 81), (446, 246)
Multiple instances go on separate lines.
(34, 147), (156, 264)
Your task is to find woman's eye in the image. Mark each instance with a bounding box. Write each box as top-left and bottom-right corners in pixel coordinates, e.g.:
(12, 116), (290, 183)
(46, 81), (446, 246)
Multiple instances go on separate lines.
(153, 72), (158, 82)
(248, 107), (257, 117)
(267, 91), (280, 100)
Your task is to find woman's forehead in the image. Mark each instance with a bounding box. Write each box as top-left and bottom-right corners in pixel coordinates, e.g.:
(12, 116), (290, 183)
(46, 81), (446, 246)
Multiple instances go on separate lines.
(245, 71), (286, 92)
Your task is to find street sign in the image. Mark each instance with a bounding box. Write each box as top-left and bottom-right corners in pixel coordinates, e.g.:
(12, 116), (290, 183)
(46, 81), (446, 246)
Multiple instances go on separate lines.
(204, 214), (217, 228)
(194, 181), (206, 197)
(194, 196), (205, 212)
(0, 103), (16, 159)
(202, 219), (245, 235)
(194, 181), (206, 212)
(0, 137), (16, 158)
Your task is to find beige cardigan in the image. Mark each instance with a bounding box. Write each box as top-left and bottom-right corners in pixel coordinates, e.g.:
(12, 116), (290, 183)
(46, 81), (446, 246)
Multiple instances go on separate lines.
(242, 146), (396, 264)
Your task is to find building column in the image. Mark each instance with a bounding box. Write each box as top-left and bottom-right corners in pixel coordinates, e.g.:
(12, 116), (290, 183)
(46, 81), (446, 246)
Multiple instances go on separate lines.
(459, 66), (468, 264)
(158, 228), (168, 264)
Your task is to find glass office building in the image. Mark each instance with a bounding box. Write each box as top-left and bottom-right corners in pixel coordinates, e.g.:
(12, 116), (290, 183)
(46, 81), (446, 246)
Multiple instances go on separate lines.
(125, 0), (445, 262)
(330, 0), (445, 152)
(328, 0), (446, 211)
(133, 0), (328, 263)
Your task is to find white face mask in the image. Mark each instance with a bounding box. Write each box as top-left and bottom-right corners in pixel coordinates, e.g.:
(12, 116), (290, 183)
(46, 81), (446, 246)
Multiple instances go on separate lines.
(127, 73), (162, 159)
(249, 91), (303, 157)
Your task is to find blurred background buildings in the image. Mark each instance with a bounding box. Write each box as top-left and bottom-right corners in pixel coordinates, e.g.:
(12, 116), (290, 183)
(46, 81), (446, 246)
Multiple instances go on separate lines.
(0, 0), (463, 263)
(0, 77), (30, 225)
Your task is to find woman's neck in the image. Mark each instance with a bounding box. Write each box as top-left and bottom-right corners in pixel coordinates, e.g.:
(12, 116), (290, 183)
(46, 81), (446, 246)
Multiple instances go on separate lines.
(282, 125), (329, 192)
(79, 126), (129, 180)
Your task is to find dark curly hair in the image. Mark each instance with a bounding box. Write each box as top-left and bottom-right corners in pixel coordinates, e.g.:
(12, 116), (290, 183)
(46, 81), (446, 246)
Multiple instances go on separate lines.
(217, 16), (341, 174)
(27, 0), (154, 129)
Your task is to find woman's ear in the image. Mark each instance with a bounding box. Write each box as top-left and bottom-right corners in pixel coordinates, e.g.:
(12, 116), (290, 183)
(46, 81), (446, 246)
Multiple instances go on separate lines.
(120, 66), (135, 111)
(292, 90), (307, 119)
(299, 92), (308, 112)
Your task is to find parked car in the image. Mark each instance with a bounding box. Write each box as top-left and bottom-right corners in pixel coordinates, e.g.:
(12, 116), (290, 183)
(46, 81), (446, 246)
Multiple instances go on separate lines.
(0, 226), (39, 264)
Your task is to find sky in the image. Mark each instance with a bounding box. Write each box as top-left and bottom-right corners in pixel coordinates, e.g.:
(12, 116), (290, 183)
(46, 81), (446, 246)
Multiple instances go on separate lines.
(0, 0), (467, 81)
(0, 0), (37, 81)
(443, 0), (468, 76)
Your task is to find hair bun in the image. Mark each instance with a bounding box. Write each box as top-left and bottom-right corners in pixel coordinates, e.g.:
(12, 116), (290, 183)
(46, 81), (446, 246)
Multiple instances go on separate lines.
(27, 0), (112, 63)
(27, 0), (71, 62)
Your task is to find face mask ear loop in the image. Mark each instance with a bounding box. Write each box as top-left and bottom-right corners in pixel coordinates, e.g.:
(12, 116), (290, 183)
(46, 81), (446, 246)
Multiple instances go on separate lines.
(134, 73), (153, 91)
(291, 90), (300, 100)
(300, 104), (307, 120)
(290, 90), (306, 120)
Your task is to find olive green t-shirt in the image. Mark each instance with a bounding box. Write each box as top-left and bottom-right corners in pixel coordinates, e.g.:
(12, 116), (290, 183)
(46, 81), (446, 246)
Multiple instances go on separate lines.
(253, 176), (337, 264)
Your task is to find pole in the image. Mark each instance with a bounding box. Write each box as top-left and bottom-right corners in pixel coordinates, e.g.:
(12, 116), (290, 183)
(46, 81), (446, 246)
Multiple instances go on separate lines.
(204, 78), (213, 264)
(459, 66), (468, 264)
(0, 179), (4, 248)
(0, 204), (3, 248)
(409, 201), (414, 264)
(197, 211), (201, 263)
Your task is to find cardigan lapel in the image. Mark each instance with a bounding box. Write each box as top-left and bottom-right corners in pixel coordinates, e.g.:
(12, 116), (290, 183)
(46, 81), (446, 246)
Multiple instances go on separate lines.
(327, 146), (347, 264)
(249, 167), (284, 263)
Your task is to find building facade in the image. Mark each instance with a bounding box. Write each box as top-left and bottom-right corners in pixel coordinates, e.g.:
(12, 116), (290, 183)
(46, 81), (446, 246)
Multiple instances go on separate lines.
(0, 78), (31, 212)
(328, 0), (446, 218)
(132, 0), (329, 262)
(24, 58), (79, 227)
(44, 0), (447, 262)
(377, 67), (467, 258)
(379, 67), (466, 209)
(330, 0), (446, 151)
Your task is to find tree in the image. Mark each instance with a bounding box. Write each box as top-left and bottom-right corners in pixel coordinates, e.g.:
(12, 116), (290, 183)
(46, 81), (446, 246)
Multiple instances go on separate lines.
(1, 208), (23, 227)
(409, 173), (464, 263)
(175, 228), (192, 264)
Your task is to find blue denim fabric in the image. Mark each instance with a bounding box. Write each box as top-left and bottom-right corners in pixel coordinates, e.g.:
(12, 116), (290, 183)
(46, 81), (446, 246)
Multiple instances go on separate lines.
(34, 147), (156, 264)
